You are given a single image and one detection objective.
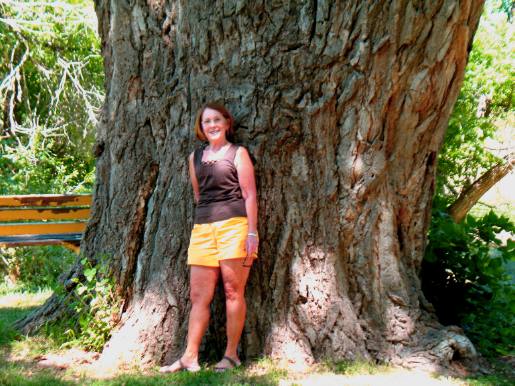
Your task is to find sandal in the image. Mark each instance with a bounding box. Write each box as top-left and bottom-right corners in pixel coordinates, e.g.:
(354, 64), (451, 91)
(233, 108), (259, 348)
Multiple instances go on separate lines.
(159, 358), (201, 373)
(214, 356), (241, 372)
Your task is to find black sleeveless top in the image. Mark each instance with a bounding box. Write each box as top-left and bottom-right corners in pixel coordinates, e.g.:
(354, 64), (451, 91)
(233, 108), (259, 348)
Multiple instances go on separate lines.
(193, 144), (247, 224)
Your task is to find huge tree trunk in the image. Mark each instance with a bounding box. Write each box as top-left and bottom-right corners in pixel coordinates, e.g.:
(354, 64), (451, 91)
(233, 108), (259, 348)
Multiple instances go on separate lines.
(17, 0), (484, 372)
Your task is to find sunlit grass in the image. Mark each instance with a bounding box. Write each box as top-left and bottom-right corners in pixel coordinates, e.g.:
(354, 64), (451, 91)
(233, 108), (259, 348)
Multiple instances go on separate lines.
(0, 287), (53, 308)
(321, 359), (392, 375)
(0, 286), (53, 346)
(280, 369), (514, 386)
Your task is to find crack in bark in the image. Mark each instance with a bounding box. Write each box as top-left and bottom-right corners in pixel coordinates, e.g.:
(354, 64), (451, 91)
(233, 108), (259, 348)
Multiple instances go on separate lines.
(117, 162), (159, 295)
(308, 0), (317, 43)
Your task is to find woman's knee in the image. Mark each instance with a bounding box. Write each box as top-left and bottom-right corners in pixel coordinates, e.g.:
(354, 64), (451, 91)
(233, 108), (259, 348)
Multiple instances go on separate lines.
(189, 266), (218, 305)
(223, 283), (245, 302)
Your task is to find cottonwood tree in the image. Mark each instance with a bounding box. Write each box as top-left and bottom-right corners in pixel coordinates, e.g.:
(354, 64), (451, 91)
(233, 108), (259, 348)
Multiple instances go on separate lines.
(17, 0), (485, 371)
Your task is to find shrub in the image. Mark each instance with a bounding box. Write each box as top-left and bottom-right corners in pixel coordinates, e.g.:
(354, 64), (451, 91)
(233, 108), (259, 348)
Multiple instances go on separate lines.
(60, 256), (121, 352)
(422, 203), (515, 357)
(424, 1), (515, 358)
(0, 246), (75, 291)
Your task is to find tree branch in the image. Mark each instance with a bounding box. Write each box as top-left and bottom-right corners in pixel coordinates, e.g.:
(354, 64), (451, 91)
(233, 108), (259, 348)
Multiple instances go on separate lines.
(448, 152), (514, 223)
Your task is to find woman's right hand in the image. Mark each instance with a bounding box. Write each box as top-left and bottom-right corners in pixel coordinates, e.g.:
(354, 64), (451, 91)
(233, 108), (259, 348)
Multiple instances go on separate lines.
(243, 234), (258, 267)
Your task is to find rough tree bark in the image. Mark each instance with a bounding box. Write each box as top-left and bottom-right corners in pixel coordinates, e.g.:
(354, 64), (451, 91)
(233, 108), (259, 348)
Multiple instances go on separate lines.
(448, 153), (514, 223)
(16, 0), (484, 372)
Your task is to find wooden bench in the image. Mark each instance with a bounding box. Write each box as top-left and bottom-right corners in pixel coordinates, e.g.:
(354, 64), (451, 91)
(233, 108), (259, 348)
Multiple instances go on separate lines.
(0, 194), (92, 253)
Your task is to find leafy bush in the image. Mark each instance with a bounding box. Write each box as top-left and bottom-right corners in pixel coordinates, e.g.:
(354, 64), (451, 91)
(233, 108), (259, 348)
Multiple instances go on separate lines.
(0, 246), (75, 291)
(60, 257), (121, 352)
(422, 202), (515, 357)
(0, 144), (96, 194)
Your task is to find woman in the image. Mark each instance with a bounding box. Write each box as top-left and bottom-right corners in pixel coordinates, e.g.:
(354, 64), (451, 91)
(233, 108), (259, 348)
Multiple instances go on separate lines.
(160, 102), (258, 373)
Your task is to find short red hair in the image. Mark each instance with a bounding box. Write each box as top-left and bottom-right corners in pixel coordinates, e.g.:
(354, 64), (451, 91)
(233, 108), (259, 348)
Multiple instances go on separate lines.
(194, 102), (234, 142)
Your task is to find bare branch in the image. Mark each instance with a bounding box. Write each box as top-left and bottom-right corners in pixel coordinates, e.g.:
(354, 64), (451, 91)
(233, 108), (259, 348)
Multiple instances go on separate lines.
(0, 40), (29, 93)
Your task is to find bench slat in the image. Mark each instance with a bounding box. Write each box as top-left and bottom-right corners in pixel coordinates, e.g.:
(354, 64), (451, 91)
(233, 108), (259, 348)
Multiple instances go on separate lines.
(0, 233), (82, 252)
(0, 233), (82, 243)
(0, 194), (91, 253)
(0, 208), (91, 221)
(0, 221), (87, 236)
(0, 194), (92, 208)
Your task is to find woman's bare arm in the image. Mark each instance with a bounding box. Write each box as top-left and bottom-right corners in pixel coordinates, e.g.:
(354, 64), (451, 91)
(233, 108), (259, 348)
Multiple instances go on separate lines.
(235, 147), (258, 262)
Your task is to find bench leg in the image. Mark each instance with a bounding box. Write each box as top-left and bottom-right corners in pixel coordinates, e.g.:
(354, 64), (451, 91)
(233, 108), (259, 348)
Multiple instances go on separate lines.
(61, 242), (80, 254)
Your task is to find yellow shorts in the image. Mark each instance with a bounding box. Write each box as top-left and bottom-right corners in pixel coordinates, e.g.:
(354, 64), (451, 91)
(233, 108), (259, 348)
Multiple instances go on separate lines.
(187, 217), (254, 267)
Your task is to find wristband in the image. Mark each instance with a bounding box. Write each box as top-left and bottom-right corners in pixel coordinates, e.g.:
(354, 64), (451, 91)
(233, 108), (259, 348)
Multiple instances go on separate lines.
(248, 232), (258, 237)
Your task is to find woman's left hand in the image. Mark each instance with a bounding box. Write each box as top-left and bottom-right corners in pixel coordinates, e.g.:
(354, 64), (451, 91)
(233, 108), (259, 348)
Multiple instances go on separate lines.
(244, 234), (259, 267)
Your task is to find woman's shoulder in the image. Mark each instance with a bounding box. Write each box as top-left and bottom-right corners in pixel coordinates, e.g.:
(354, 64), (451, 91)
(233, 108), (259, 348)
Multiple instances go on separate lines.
(233, 144), (255, 166)
(232, 143), (249, 158)
(231, 143), (247, 152)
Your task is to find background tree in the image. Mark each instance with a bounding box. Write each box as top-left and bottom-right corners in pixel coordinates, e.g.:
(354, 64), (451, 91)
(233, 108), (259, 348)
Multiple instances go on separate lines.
(15, 0), (487, 371)
(422, 1), (514, 358)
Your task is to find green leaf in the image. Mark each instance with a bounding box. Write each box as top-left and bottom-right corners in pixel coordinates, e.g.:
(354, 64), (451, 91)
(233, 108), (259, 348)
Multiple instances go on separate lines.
(84, 268), (96, 282)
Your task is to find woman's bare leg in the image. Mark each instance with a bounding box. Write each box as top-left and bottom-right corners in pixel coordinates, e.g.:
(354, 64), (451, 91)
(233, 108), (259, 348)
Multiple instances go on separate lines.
(217, 258), (251, 366)
(160, 265), (219, 372)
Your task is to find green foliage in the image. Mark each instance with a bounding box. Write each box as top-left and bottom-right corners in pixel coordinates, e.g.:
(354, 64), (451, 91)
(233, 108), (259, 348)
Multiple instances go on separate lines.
(498, 0), (514, 21)
(436, 1), (513, 201)
(466, 376), (515, 386)
(0, 254), (119, 353)
(0, 1), (101, 344)
(423, 1), (515, 359)
(423, 200), (515, 357)
(0, 0), (102, 194)
(60, 256), (121, 352)
(0, 141), (96, 194)
(323, 359), (391, 375)
(0, 246), (75, 291)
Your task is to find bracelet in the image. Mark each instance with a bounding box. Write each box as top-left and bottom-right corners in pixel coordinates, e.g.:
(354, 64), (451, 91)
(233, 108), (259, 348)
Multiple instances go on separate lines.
(248, 232), (258, 237)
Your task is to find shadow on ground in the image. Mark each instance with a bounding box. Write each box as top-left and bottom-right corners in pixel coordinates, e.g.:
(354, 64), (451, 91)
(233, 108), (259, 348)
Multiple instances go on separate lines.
(0, 303), (280, 385)
(0, 305), (38, 345)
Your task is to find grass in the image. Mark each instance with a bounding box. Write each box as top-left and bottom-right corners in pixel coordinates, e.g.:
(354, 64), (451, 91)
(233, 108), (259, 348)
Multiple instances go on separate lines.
(0, 287), (53, 346)
(0, 287), (513, 386)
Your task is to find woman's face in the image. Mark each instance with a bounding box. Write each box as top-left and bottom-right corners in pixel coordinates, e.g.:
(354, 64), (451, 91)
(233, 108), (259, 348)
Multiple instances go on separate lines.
(201, 107), (230, 143)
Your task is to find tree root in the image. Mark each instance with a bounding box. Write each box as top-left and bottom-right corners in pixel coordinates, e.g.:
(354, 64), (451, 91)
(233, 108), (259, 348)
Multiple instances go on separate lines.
(388, 326), (484, 375)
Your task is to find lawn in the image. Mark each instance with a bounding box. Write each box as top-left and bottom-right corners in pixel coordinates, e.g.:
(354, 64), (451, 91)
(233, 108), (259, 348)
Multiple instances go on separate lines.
(0, 288), (512, 386)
